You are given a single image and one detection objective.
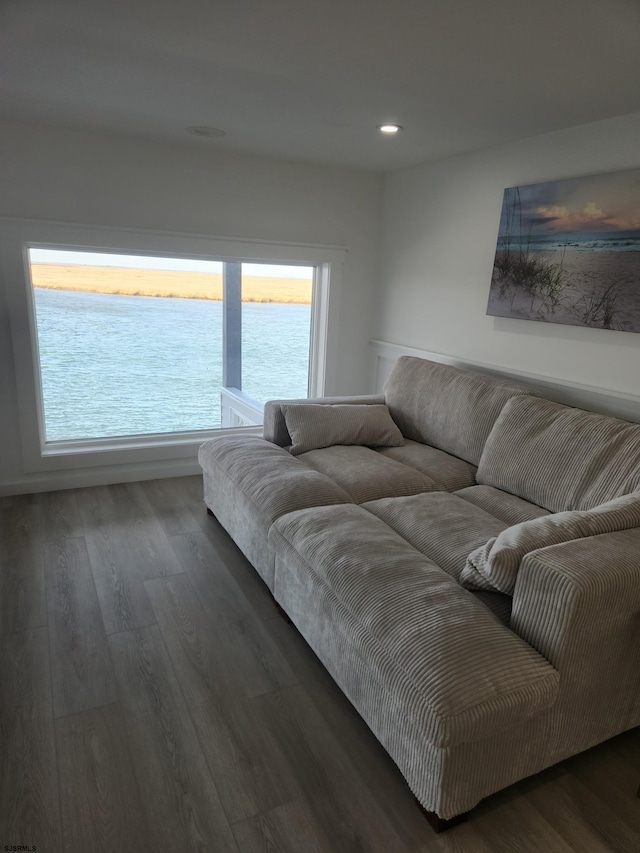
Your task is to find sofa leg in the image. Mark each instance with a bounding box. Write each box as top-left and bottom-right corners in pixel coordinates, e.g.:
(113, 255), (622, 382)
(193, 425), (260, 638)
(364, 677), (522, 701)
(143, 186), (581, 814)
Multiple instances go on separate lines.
(415, 798), (468, 832)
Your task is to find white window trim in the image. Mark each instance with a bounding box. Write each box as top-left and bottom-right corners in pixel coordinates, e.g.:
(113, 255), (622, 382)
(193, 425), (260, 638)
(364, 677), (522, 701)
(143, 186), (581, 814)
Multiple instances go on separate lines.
(1, 217), (346, 474)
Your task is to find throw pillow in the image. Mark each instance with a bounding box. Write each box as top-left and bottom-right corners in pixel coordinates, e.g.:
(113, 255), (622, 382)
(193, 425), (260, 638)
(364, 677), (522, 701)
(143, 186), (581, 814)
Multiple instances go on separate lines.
(281, 403), (404, 456)
(460, 491), (640, 596)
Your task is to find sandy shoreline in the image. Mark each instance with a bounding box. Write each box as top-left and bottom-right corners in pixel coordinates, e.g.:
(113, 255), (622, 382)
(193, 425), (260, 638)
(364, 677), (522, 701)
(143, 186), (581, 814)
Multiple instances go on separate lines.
(30, 264), (313, 304)
(488, 248), (640, 332)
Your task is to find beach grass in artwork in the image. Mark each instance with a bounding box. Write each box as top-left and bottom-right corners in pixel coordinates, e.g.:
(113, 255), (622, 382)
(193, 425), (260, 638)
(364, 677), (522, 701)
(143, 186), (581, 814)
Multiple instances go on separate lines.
(487, 170), (640, 332)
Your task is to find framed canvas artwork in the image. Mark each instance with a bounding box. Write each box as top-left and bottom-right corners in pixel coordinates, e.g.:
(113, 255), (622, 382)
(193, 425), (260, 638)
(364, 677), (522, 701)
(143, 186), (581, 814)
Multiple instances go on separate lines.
(487, 169), (640, 332)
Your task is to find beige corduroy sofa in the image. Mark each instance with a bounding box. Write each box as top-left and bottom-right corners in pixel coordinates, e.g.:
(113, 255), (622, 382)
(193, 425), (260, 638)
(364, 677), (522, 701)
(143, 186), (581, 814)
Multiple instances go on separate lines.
(198, 356), (640, 827)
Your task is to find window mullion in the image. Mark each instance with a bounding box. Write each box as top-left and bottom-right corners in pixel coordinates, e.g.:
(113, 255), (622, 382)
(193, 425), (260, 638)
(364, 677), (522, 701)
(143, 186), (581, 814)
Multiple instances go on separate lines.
(222, 261), (242, 391)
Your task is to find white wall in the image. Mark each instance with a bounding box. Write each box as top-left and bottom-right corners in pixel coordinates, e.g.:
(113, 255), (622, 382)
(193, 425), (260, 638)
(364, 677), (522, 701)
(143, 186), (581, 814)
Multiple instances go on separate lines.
(0, 120), (382, 493)
(378, 110), (640, 398)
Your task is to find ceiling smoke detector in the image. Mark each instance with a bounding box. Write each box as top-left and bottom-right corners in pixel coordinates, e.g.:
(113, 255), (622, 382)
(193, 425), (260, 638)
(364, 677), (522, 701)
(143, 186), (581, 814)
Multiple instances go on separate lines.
(186, 126), (226, 138)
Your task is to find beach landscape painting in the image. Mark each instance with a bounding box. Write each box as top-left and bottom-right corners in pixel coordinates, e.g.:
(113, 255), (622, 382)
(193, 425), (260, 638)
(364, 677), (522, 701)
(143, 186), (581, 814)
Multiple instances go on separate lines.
(487, 169), (640, 332)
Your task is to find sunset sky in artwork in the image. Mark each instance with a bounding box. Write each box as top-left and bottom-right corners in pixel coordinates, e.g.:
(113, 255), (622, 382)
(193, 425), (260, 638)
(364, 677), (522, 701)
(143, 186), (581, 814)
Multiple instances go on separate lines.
(500, 169), (640, 236)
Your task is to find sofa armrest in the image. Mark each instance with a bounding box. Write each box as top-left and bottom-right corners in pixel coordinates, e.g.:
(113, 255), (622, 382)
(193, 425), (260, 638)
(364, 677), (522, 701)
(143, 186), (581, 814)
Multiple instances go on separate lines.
(511, 529), (640, 729)
(263, 394), (385, 446)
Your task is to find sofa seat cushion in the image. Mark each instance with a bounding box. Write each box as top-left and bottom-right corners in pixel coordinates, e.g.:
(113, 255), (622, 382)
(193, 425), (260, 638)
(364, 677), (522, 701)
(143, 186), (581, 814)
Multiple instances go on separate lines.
(362, 492), (507, 582)
(199, 435), (355, 589)
(297, 445), (437, 503)
(477, 396), (640, 511)
(270, 504), (559, 749)
(383, 356), (539, 466)
(376, 440), (477, 492)
(198, 436), (353, 535)
(455, 485), (550, 525)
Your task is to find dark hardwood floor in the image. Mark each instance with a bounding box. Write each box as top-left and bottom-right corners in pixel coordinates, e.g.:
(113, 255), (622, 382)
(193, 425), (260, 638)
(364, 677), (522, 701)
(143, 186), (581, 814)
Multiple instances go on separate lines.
(1, 475), (639, 852)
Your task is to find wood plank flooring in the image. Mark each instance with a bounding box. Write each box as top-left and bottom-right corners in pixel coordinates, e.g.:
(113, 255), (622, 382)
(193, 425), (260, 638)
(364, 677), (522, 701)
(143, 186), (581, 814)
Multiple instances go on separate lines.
(1, 475), (639, 852)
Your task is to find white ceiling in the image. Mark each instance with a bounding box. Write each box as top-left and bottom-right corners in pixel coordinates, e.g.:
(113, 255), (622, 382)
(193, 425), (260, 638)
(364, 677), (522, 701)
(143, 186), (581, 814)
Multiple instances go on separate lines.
(2, 0), (640, 172)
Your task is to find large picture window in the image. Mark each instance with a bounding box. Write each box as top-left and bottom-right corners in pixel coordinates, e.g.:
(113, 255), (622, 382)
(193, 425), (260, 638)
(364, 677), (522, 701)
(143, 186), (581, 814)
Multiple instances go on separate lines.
(29, 249), (313, 441)
(1, 219), (343, 473)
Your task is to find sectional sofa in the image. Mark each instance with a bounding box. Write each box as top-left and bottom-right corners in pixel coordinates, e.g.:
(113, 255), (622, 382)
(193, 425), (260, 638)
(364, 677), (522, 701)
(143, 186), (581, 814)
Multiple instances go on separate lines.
(198, 356), (640, 828)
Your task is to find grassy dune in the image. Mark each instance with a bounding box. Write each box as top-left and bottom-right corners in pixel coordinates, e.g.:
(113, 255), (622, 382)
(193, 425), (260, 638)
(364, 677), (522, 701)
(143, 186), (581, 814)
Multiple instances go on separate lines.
(30, 264), (313, 304)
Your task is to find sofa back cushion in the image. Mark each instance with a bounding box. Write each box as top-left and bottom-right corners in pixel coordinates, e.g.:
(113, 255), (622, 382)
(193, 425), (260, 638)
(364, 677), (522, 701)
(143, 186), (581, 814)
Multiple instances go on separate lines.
(477, 396), (640, 511)
(383, 357), (539, 466)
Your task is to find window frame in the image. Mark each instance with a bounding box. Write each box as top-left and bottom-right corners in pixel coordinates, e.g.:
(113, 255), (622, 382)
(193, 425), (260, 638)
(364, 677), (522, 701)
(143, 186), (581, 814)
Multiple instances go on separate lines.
(1, 218), (345, 474)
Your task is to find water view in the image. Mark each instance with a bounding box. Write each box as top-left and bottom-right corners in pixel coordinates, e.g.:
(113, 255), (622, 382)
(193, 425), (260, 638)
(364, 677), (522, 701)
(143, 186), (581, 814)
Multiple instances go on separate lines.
(32, 256), (312, 441)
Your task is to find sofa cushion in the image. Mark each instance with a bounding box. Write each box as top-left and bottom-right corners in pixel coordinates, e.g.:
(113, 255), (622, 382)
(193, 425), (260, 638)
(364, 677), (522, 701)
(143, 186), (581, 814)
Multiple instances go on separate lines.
(297, 445), (437, 503)
(455, 485), (550, 525)
(198, 435), (354, 588)
(281, 403), (404, 456)
(263, 394), (385, 447)
(383, 356), (538, 466)
(270, 504), (559, 749)
(477, 396), (640, 512)
(362, 492), (507, 582)
(376, 440), (477, 492)
(198, 435), (353, 532)
(460, 491), (640, 596)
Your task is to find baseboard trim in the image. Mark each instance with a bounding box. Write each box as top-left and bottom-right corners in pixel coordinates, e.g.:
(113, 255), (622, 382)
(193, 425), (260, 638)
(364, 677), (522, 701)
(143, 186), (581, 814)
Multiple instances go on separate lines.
(0, 456), (202, 497)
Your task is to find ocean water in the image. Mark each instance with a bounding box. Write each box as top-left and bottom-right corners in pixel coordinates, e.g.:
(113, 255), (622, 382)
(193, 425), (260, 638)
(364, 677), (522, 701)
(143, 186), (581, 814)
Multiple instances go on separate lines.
(498, 231), (640, 253)
(33, 288), (311, 441)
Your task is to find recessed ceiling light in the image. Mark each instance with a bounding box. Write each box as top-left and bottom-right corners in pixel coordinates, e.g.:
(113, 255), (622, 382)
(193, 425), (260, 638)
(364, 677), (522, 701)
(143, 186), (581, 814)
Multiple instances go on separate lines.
(377, 124), (402, 134)
(185, 126), (226, 138)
